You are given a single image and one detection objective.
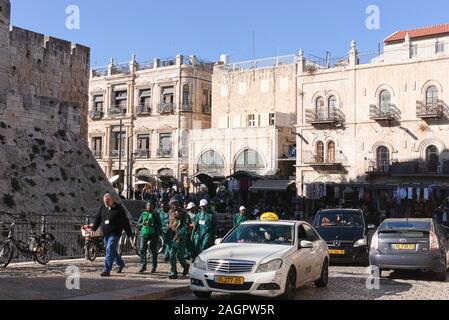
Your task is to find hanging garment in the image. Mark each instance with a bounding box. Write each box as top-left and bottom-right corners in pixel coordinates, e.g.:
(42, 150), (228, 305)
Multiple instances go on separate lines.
(408, 187), (413, 200)
(400, 187), (407, 200)
(424, 188), (429, 201)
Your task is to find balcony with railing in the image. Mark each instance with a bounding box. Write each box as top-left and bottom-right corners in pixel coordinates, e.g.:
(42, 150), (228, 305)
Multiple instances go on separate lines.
(134, 149), (150, 159)
(157, 102), (175, 114)
(365, 158), (449, 176)
(157, 149), (172, 158)
(302, 152), (348, 172)
(305, 107), (345, 126)
(180, 102), (193, 112)
(92, 150), (102, 159)
(369, 104), (401, 122)
(110, 62), (130, 76)
(108, 105), (127, 117)
(136, 104), (152, 115)
(416, 100), (445, 119)
(202, 104), (211, 114)
(89, 110), (104, 120)
(136, 60), (154, 71)
(109, 150), (125, 158)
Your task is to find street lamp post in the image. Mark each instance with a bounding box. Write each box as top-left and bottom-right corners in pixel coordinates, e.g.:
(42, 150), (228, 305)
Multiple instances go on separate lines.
(118, 118), (123, 196)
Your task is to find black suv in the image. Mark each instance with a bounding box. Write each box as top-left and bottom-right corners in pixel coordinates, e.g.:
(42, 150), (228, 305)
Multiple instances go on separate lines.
(313, 209), (374, 264)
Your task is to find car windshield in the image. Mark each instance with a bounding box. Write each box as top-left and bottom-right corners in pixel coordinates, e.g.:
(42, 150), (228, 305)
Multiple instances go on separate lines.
(379, 221), (431, 232)
(223, 224), (294, 246)
(314, 211), (363, 228)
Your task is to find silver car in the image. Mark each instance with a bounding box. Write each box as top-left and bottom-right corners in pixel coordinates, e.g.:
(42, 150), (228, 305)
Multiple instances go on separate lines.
(369, 218), (449, 281)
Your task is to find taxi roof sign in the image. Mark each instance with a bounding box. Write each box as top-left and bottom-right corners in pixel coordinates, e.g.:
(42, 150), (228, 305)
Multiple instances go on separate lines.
(260, 212), (279, 221)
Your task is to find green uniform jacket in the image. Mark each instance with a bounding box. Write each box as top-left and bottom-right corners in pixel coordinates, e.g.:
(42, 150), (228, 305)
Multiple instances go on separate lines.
(233, 213), (249, 227)
(193, 210), (216, 251)
(138, 210), (161, 237)
(158, 209), (170, 233)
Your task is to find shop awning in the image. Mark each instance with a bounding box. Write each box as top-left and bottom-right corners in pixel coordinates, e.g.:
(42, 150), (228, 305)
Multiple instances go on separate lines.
(228, 171), (264, 180)
(249, 180), (296, 192)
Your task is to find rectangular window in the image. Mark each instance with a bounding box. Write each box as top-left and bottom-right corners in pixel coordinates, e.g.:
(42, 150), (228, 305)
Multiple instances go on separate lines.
(93, 95), (104, 112)
(436, 41), (445, 53)
(269, 113), (275, 126)
(137, 134), (150, 158)
(111, 127), (126, 157)
(248, 114), (256, 127)
(202, 89), (210, 113)
(159, 133), (172, 157)
(91, 137), (102, 158)
(161, 87), (174, 104)
(139, 89), (152, 113)
(114, 90), (127, 113)
(410, 45), (418, 58)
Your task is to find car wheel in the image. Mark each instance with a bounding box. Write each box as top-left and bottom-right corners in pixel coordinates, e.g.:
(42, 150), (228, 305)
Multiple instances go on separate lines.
(315, 259), (329, 288)
(436, 258), (447, 282)
(193, 291), (212, 299)
(282, 268), (297, 300)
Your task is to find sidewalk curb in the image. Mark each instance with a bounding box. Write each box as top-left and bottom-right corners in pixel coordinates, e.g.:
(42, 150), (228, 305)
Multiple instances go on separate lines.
(128, 285), (191, 300)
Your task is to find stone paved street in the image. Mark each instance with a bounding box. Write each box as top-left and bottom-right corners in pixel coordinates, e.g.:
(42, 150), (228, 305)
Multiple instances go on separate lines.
(172, 266), (449, 300)
(0, 256), (190, 300)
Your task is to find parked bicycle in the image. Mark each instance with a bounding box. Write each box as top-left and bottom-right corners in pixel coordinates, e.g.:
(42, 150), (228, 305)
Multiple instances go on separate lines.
(0, 214), (55, 269)
(81, 224), (104, 261)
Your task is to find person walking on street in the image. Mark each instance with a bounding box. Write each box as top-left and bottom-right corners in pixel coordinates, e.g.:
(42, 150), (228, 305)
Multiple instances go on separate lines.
(234, 206), (249, 227)
(92, 193), (133, 277)
(166, 209), (190, 279)
(185, 202), (197, 260)
(193, 199), (216, 258)
(158, 201), (171, 262)
(137, 199), (162, 273)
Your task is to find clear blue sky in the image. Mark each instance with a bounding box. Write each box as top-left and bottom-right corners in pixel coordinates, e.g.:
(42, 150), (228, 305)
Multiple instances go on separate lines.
(10, 0), (449, 67)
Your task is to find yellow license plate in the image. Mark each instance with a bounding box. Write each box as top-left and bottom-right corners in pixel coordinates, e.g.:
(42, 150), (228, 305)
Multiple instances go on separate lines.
(392, 244), (416, 250)
(216, 276), (245, 285)
(329, 249), (346, 255)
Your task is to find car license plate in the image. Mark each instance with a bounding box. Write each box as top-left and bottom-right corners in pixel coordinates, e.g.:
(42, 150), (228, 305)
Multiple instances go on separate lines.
(215, 276), (245, 285)
(329, 249), (345, 255)
(392, 244), (416, 250)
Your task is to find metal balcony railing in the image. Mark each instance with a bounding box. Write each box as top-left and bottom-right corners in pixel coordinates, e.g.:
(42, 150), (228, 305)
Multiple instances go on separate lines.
(369, 104), (401, 121)
(180, 103), (193, 112)
(110, 150), (125, 158)
(302, 152), (347, 169)
(365, 158), (449, 175)
(89, 110), (104, 120)
(159, 58), (176, 68)
(91, 67), (108, 78)
(136, 104), (152, 115)
(305, 107), (345, 126)
(108, 105), (127, 116)
(202, 104), (211, 114)
(134, 149), (150, 158)
(136, 61), (154, 71)
(416, 100), (445, 119)
(157, 149), (172, 158)
(157, 102), (175, 114)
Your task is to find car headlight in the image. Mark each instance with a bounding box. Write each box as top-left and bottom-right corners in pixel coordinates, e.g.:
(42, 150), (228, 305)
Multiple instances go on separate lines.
(256, 259), (283, 273)
(193, 256), (207, 270)
(354, 237), (367, 247)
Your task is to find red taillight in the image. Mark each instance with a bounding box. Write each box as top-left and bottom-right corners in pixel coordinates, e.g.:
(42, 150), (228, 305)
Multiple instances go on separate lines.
(430, 231), (439, 251)
(371, 232), (379, 251)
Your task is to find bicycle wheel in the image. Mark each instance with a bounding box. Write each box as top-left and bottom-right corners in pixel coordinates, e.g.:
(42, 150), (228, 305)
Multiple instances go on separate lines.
(133, 236), (140, 256)
(85, 241), (97, 261)
(35, 240), (53, 265)
(0, 241), (13, 269)
(118, 234), (126, 257)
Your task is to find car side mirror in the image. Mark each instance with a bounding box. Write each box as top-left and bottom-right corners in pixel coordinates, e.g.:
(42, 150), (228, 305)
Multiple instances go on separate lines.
(299, 240), (313, 249)
(215, 238), (223, 245)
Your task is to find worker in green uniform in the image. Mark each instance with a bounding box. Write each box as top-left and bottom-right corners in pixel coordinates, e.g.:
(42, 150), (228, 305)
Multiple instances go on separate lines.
(234, 206), (250, 227)
(137, 200), (161, 273)
(158, 201), (171, 262)
(185, 202), (197, 260)
(192, 199), (216, 258)
(166, 209), (190, 279)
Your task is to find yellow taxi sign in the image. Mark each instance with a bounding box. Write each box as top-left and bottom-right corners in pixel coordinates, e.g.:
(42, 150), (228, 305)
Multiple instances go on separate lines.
(260, 212), (279, 221)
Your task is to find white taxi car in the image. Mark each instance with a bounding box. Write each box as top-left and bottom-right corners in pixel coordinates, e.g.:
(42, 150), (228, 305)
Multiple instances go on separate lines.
(190, 214), (329, 299)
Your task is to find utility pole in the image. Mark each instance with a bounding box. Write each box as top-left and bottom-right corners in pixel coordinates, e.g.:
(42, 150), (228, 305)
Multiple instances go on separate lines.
(126, 136), (131, 200)
(118, 117), (123, 196)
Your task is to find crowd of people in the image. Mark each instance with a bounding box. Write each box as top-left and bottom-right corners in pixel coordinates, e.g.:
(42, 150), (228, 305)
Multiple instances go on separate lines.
(92, 192), (254, 279)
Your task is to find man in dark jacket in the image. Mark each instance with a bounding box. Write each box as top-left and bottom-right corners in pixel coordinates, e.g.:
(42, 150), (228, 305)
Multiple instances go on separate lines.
(93, 193), (133, 277)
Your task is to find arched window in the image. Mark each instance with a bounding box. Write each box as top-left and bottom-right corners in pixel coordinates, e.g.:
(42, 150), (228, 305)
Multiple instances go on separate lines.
(327, 141), (336, 163)
(235, 149), (265, 172)
(379, 90), (391, 114)
(198, 150), (225, 174)
(316, 96), (326, 119)
(426, 86), (438, 108)
(328, 96), (337, 110)
(376, 146), (390, 172)
(316, 141), (324, 163)
(182, 84), (190, 108)
(426, 145), (439, 173)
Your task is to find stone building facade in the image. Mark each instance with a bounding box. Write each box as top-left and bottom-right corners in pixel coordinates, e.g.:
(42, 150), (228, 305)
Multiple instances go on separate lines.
(0, 0), (114, 216)
(296, 24), (449, 216)
(88, 55), (213, 192)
